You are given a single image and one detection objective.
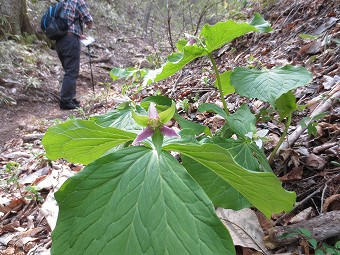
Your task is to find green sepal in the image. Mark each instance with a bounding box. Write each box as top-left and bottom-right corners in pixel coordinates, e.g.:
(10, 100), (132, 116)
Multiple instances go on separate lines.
(131, 110), (149, 127)
(158, 101), (176, 123)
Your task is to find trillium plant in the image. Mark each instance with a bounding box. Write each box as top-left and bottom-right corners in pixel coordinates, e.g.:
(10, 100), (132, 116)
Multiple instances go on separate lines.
(43, 13), (313, 255)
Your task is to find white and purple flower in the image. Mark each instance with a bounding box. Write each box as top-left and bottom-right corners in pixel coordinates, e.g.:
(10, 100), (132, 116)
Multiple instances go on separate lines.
(132, 103), (179, 145)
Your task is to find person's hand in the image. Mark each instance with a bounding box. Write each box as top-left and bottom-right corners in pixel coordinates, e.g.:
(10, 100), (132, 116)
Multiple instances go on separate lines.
(86, 21), (93, 29)
(80, 34), (87, 40)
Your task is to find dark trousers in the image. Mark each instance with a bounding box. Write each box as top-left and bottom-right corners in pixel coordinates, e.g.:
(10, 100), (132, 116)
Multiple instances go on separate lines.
(56, 34), (80, 102)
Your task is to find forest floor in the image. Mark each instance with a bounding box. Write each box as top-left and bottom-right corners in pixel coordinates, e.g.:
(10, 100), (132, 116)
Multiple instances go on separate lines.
(0, 0), (339, 254)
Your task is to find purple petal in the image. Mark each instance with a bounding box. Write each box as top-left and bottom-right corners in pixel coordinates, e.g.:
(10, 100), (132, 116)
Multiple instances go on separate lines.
(148, 103), (159, 119)
(187, 37), (196, 45)
(132, 127), (154, 145)
(161, 126), (179, 138)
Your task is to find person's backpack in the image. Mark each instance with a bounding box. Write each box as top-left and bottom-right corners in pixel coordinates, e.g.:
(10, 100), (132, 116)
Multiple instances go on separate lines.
(40, 1), (70, 40)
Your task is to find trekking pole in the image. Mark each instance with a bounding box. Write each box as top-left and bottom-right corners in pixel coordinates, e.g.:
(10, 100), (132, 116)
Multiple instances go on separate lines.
(87, 45), (95, 92)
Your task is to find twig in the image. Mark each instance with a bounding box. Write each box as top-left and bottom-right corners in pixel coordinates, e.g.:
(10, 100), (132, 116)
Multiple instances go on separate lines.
(169, 70), (183, 98)
(312, 142), (337, 154)
(320, 184), (328, 214)
(269, 113), (292, 164)
(165, 0), (174, 51)
(275, 185), (323, 226)
(193, 1), (224, 36)
(275, 174), (339, 225)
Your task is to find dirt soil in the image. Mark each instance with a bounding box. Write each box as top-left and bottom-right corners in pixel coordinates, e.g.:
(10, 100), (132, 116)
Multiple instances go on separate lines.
(0, 32), (156, 147)
(0, 0), (339, 254)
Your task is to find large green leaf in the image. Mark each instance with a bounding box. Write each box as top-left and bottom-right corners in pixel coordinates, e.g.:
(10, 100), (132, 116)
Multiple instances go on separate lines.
(212, 137), (272, 172)
(42, 120), (136, 164)
(249, 12), (273, 33)
(174, 113), (212, 136)
(182, 155), (251, 210)
(215, 138), (265, 172)
(143, 44), (207, 85)
(110, 67), (147, 81)
(164, 143), (296, 217)
(90, 105), (143, 133)
(225, 104), (257, 138)
(52, 146), (235, 255)
(182, 137), (271, 209)
(216, 70), (235, 96)
(143, 18), (262, 85)
(198, 103), (228, 119)
(141, 95), (174, 108)
(231, 65), (312, 106)
(275, 91), (298, 120)
(219, 106), (272, 172)
(201, 20), (258, 53)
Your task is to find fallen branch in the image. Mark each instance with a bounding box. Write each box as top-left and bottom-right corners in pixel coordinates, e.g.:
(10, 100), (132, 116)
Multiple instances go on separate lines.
(169, 70), (183, 98)
(265, 211), (340, 249)
(23, 133), (44, 143)
(312, 142), (337, 154)
(83, 54), (112, 64)
(278, 83), (340, 153)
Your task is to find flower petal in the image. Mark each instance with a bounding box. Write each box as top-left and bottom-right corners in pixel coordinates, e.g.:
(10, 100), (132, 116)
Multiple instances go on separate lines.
(257, 129), (269, 138)
(255, 139), (263, 149)
(161, 126), (179, 138)
(245, 132), (253, 139)
(148, 103), (159, 119)
(132, 127), (154, 145)
(187, 37), (196, 45)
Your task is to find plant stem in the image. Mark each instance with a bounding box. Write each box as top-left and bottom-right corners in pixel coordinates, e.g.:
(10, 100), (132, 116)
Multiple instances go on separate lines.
(268, 114), (292, 164)
(207, 53), (229, 115)
(152, 129), (163, 154)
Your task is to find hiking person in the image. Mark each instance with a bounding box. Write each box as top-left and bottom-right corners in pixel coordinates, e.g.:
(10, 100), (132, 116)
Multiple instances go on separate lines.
(56, 0), (93, 110)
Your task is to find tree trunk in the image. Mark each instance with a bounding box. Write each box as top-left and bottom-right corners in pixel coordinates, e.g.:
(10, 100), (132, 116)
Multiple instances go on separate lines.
(0, 0), (34, 38)
(142, 2), (153, 36)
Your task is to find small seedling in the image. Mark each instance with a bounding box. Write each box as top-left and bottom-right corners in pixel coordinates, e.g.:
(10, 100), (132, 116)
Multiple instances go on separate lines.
(281, 228), (340, 255)
(25, 185), (43, 202)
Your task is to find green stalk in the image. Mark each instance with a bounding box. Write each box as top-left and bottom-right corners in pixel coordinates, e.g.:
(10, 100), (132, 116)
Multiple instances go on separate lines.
(268, 114), (292, 164)
(207, 53), (229, 115)
(152, 129), (164, 154)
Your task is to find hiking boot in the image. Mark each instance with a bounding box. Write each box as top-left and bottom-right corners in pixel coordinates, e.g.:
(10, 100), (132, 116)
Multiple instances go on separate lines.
(72, 98), (81, 107)
(60, 100), (78, 110)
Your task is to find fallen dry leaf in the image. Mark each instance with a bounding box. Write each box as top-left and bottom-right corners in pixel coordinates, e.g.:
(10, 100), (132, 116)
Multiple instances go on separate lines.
(323, 194), (340, 212)
(306, 153), (326, 170)
(279, 167), (304, 182)
(217, 208), (271, 255)
(289, 207), (314, 224)
(0, 198), (26, 214)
